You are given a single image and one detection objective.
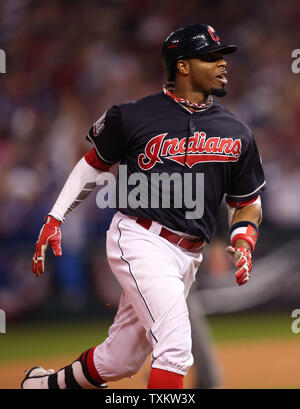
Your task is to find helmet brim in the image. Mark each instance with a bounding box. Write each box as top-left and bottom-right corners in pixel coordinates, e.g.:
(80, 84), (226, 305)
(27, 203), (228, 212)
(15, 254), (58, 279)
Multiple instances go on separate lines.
(194, 44), (238, 57)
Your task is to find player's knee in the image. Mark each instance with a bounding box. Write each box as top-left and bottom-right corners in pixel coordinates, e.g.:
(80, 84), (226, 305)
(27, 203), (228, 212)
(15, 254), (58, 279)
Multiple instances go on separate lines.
(150, 319), (193, 375)
(152, 341), (193, 376)
(123, 363), (141, 378)
(97, 362), (142, 382)
(93, 346), (145, 381)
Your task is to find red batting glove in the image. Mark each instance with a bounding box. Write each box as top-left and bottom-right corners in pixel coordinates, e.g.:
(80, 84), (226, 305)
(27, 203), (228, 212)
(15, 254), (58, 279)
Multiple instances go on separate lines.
(226, 246), (252, 286)
(32, 215), (62, 277)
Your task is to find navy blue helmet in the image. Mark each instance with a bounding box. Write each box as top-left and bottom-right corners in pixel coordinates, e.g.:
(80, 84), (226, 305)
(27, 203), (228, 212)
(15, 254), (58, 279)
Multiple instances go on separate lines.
(162, 24), (237, 81)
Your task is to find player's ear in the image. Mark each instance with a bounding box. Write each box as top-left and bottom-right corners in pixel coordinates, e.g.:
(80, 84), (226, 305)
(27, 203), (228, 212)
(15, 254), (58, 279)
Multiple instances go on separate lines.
(176, 59), (191, 76)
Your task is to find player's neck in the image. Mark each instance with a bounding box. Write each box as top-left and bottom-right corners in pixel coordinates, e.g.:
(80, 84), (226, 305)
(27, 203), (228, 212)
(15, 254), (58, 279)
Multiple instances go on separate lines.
(173, 83), (208, 105)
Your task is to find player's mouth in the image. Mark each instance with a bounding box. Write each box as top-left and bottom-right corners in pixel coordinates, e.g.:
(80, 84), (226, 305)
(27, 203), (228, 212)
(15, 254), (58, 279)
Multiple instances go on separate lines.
(216, 72), (227, 85)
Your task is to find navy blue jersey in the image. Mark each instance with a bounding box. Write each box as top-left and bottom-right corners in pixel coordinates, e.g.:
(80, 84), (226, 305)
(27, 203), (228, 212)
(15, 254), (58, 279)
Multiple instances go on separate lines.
(87, 92), (266, 242)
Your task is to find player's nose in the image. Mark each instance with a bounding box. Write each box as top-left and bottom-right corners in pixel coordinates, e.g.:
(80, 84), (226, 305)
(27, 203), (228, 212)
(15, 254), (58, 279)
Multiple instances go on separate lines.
(217, 58), (227, 68)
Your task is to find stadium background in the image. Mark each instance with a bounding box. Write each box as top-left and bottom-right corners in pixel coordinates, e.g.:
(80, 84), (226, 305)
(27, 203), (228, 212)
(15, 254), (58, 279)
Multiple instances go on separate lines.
(0, 0), (300, 388)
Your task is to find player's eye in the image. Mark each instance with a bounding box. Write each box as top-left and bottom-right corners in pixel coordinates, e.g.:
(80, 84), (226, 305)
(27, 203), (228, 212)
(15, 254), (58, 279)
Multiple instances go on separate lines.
(199, 53), (223, 62)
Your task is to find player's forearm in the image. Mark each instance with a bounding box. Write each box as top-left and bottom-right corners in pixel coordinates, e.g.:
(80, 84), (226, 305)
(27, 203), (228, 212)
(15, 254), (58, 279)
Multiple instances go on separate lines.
(231, 203), (262, 227)
(49, 157), (101, 222)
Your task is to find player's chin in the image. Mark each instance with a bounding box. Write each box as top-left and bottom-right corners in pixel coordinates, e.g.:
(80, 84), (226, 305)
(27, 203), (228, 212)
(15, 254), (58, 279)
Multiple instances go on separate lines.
(210, 85), (227, 97)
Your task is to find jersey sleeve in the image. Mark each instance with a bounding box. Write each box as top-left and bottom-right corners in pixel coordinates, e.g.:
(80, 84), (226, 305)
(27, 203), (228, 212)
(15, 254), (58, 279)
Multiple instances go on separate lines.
(86, 105), (126, 165)
(225, 133), (266, 205)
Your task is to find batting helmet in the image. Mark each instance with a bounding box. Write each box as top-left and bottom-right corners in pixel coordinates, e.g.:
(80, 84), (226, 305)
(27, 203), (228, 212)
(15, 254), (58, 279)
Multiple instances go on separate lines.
(162, 24), (237, 81)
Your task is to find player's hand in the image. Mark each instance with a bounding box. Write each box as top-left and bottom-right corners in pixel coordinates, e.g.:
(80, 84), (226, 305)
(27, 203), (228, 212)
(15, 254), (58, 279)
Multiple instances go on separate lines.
(32, 215), (62, 277)
(226, 246), (252, 286)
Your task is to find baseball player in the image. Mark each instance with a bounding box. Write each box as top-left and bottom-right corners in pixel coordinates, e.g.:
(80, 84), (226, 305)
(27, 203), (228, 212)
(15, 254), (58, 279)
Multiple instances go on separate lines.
(22, 24), (265, 389)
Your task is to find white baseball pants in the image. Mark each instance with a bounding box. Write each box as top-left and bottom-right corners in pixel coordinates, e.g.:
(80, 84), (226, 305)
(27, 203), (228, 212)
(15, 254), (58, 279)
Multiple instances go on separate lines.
(93, 211), (204, 381)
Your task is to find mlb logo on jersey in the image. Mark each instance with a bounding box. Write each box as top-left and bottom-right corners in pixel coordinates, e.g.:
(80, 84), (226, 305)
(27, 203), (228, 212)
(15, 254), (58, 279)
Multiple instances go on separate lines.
(93, 111), (107, 136)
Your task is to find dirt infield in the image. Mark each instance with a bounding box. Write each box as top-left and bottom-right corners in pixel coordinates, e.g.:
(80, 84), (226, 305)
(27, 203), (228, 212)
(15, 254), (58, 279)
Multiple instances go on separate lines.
(1, 337), (299, 389)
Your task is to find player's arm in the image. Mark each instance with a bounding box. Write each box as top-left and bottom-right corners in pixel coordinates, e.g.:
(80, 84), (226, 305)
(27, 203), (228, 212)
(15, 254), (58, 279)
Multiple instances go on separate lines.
(32, 106), (126, 277)
(32, 150), (111, 277)
(225, 131), (266, 286)
(231, 197), (262, 228)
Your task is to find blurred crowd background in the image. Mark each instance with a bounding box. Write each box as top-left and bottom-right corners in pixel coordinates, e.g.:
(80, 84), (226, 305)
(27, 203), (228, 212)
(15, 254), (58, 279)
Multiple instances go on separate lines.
(0, 0), (300, 321)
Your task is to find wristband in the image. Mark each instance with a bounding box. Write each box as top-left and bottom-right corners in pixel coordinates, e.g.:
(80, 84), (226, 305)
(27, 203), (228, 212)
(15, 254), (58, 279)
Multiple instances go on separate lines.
(230, 221), (258, 251)
(44, 214), (62, 226)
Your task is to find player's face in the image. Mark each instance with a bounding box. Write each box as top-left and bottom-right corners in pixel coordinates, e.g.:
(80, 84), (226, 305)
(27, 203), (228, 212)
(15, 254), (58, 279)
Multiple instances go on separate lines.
(187, 52), (228, 97)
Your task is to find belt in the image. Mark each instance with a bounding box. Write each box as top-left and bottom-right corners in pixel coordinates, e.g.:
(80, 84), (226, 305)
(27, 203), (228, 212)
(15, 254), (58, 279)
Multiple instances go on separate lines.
(136, 217), (204, 251)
